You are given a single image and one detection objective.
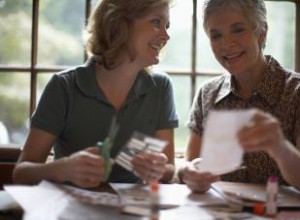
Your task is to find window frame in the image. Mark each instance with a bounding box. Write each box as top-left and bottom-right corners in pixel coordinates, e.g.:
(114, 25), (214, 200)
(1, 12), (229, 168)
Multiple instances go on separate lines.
(0, 0), (299, 131)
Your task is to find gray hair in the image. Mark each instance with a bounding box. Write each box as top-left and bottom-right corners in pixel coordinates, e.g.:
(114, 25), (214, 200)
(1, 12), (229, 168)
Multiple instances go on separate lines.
(203, 0), (268, 40)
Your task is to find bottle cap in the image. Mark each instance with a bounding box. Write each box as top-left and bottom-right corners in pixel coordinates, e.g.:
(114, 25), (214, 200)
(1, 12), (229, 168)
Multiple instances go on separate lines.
(253, 203), (265, 215)
(268, 176), (278, 182)
(150, 181), (159, 192)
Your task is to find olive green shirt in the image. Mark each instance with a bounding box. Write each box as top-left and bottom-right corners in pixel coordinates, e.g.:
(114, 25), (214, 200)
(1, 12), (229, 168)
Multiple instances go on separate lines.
(31, 57), (178, 183)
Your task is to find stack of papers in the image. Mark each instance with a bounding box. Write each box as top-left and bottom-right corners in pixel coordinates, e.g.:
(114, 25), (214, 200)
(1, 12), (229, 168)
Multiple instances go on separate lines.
(212, 181), (300, 208)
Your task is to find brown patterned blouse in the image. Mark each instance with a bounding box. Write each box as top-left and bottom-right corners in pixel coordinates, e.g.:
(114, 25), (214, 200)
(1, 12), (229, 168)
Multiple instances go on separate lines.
(188, 55), (300, 185)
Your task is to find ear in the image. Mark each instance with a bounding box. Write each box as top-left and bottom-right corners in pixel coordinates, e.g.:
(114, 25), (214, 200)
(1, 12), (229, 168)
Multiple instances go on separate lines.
(259, 23), (268, 50)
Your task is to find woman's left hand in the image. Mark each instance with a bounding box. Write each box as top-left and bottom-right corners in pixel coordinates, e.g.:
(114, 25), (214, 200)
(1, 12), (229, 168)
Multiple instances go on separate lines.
(131, 151), (168, 182)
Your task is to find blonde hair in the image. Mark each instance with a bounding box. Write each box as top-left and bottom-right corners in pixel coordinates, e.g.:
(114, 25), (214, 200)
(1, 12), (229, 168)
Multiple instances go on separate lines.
(85, 0), (172, 70)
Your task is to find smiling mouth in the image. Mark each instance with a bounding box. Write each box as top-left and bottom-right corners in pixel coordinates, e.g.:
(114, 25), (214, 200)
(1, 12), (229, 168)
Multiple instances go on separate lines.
(222, 52), (245, 67)
(223, 52), (244, 62)
(150, 43), (164, 53)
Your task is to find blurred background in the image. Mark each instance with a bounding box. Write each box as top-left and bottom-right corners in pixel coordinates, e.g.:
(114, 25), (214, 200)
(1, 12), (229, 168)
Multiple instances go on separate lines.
(0, 0), (298, 153)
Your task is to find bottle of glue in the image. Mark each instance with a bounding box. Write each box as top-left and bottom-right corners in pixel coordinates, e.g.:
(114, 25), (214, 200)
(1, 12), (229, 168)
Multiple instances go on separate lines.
(266, 176), (278, 217)
(150, 181), (160, 220)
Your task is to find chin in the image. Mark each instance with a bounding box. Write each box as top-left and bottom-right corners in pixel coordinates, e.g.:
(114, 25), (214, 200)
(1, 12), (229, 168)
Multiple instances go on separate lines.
(148, 58), (159, 66)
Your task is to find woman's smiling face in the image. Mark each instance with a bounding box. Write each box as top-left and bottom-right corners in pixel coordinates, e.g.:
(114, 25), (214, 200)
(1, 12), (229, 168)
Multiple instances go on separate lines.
(206, 6), (265, 76)
(128, 4), (170, 68)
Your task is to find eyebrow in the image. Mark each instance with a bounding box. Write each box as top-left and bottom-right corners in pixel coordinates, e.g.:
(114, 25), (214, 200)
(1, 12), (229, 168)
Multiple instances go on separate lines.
(208, 22), (247, 33)
(230, 22), (247, 27)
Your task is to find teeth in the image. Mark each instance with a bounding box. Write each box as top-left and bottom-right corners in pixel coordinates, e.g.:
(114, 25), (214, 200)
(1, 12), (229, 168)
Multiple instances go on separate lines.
(225, 53), (240, 59)
(152, 45), (160, 50)
(151, 43), (164, 51)
(151, 45), (161, 51)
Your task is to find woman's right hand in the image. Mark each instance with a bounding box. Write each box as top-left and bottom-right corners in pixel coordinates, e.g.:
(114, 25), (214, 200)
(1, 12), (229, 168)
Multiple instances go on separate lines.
(181, 158), (220, 193)
(57, 147), (105, 188)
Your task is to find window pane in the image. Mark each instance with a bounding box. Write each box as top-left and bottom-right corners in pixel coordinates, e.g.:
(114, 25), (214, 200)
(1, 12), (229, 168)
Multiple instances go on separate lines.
(265, 1), (295, 70)
(36, 73), (55, 106)
(38, 0), (85, 66)
(158, 0), (193, 72)
(196, 75), (217, 89)
(196, 0), (226, 73)
(170, 76), (191, 151)
(92, 0), (99, 8)
(0, 73), (30, 144)
(196, 0), (296, 72)
(0, 0), (32, 65)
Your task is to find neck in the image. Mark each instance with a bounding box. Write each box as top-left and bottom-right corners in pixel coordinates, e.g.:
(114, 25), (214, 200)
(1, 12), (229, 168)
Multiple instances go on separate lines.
(234, 56), (268, 99)
(95, 62), (141, 111)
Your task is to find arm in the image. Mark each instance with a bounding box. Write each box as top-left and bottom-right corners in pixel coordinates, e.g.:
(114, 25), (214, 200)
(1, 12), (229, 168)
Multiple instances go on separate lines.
(272, 138), (300, 190)
(186, 131), (202, 161)
(178, 131), (220, 192)
(178, 131), (201, 182)
(130, 74), (177, 183)
(155, 128), (175, 183)
(238, 109), (300, 190)
(131, 129), (175, 183)
(13, 127), (105, 188)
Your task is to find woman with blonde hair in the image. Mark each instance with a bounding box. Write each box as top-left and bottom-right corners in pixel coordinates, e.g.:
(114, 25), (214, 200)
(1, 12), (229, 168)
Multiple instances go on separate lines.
(13, 0), (178, 188)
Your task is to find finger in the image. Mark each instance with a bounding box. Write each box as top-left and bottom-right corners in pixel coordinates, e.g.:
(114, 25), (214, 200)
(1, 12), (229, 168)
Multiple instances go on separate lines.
(85, 146), (101, 155)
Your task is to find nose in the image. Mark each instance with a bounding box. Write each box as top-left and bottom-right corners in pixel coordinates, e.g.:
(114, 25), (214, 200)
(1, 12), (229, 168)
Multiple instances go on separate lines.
(161, 28), (170, 45)
(221, 34), (235, 49)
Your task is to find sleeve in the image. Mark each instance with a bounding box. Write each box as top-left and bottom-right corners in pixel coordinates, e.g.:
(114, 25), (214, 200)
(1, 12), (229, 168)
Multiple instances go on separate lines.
(293, 85), (300, 150)
(156, 74), (178, 130)
(187, 86), (204, 134)
(31, 74), (70, 136)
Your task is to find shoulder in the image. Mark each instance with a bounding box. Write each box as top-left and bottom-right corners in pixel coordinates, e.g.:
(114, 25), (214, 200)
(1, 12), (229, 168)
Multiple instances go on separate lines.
(53, 57), (95, 83)
(146, 70), (173, 91)
(268, 55), (300, 83)
(283, 70), (300, 89)
(149, 70), (171, 83)
(49, 67), (77, 86)
(269, 56), (300, 92)
(49, 62), (92, 90)
(198, 74), (227, 94)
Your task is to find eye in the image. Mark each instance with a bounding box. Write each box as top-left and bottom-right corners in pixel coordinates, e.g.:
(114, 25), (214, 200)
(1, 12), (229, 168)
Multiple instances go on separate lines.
(151, 18), (161, 27)
(210, 32), (222, 40)
(232, 27), (245, 34)
(165, 22), (170, 30)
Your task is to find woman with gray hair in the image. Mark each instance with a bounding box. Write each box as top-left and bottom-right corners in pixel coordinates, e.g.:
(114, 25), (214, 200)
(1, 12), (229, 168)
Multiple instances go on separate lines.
(13, 0), (178, 188)
(179, 0), (300, 192)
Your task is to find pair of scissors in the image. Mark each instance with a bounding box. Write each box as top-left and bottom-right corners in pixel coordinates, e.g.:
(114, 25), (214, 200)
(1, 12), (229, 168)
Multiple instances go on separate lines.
(97, 116), (119, 181)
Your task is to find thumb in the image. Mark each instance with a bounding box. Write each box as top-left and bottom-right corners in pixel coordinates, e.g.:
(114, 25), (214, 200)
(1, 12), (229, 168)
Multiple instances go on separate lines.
(85, 146), (100, 155)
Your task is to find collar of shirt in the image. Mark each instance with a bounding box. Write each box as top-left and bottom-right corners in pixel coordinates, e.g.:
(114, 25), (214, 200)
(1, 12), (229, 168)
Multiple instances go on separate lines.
(73, 57), (157, 104)
(215, 55), (285, 107)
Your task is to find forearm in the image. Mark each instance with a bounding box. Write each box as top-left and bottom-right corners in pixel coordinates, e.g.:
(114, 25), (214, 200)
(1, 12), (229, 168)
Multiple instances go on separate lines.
(272, 140), (300, 190)
(13, 159), (66, 185)
(160, 163), (175, 183)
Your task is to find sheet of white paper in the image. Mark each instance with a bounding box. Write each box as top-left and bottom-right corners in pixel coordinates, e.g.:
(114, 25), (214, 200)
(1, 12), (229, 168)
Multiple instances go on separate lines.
(4, 180), (120, 220)
(4, 181), (67, 213)
(0, 190), (20, 211)
(198, 109), (256, 175)
(110, 183), (187, 208)
(4, 181), (70, 220)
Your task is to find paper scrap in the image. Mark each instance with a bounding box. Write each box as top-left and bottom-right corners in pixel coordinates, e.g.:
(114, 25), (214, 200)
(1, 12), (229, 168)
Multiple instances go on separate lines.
(198, 109), (255, 175)
(4, 180), (121, 220)
(115, 131), (168, 172)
